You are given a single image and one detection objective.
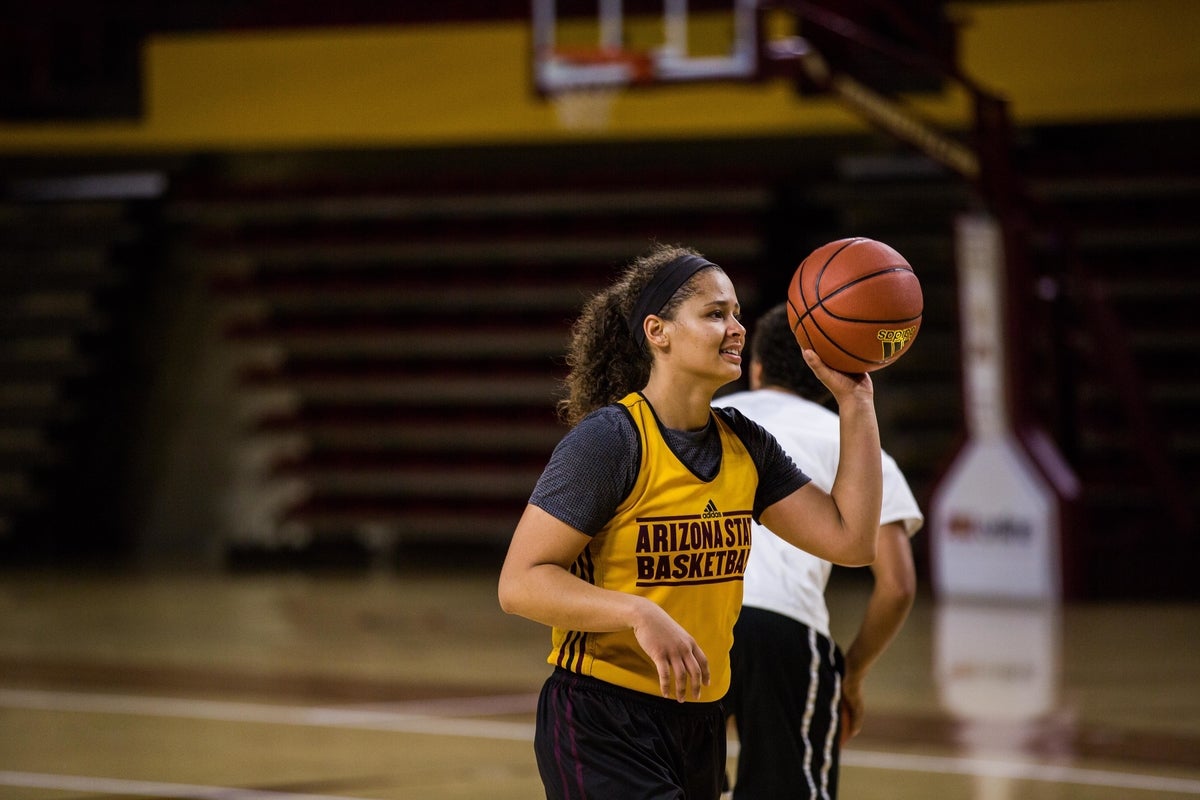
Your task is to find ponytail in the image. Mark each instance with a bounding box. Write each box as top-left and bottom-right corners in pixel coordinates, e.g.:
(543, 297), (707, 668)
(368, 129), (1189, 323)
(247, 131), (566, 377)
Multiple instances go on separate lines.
(557, 243), (719, 426)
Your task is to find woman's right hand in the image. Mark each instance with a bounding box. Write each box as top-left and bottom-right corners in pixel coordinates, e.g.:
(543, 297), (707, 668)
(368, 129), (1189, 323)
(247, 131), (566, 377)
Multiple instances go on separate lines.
(802, 348), (874, 405)
(630, 599), (710, 702)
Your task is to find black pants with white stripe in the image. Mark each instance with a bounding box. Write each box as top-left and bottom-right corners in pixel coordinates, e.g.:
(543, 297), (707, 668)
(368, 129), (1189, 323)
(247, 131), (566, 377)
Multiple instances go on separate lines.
(726, 607), (844, 800)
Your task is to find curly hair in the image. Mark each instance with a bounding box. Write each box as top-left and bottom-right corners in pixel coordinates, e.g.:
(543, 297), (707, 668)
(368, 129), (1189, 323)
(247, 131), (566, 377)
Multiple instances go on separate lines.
(557, 243), (723, 426)
(750, 302), (830, 404)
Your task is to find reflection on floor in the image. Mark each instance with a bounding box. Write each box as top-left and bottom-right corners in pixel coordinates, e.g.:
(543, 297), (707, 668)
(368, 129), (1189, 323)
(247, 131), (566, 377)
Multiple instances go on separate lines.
(0, 565), (1197, 800)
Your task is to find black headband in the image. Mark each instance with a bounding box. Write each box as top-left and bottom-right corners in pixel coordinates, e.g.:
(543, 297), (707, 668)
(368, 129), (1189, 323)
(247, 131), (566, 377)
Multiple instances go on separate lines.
(627, 254), (717, 347)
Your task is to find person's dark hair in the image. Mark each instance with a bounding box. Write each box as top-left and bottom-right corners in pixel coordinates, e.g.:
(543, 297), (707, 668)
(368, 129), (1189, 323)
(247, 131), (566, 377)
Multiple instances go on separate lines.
(750, 302), (830, 403)
(558, 243), (722, 426)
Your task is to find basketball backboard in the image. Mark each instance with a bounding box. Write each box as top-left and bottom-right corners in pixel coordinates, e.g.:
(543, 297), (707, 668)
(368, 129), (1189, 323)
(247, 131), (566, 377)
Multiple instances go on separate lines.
(530, 0), (977, 179)
(530, 0), (762, 95)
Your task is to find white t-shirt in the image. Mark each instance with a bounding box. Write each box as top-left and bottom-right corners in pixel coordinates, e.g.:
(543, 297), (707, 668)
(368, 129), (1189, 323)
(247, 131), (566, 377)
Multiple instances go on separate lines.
(716, 388), (924, 637)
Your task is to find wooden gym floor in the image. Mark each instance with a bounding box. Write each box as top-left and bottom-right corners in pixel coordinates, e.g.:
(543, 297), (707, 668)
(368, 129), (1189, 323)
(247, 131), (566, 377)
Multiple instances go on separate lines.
(0, 557), (1197, 800)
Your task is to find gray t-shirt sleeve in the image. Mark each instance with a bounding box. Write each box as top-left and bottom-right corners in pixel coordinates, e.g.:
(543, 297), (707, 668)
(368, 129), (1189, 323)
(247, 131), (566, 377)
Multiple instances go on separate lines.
(528, 406), (638, 536)
(528, 403), (810, 535)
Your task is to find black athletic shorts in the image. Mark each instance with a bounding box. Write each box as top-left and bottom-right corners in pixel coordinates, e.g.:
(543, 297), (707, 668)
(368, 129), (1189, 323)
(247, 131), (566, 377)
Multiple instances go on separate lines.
(535, 667), (727, 800)
(726, 606), (845, 800)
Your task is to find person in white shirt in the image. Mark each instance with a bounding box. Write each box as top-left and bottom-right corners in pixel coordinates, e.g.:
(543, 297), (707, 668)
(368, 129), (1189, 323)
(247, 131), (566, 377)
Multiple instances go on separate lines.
(716, 302), (924, 800)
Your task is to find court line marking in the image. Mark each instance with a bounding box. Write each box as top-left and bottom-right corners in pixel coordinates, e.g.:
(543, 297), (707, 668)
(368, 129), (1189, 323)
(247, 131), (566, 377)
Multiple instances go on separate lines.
(841, 750), (1200, 796)
(0, 687), (536, 741)
(3, 688), (1199, 796)
(0, 771), (386, 800)
(341, 692), (541, 716)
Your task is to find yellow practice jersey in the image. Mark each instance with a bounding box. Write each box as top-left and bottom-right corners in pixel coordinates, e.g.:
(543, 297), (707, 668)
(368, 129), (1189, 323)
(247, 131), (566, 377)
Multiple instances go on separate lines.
(548, 392), (758, 701)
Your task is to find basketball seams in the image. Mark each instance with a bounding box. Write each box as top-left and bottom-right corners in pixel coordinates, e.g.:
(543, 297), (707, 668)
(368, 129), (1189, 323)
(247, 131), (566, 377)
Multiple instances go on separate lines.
(791, 238), (864, 327)
(815, 267), (919, 324)
(790, 297), (887, 368)
(805, 313), (882, 368)
(819, 266), (914, 298)
(812, 239), (861, 308)
(786, 236), (922, 372)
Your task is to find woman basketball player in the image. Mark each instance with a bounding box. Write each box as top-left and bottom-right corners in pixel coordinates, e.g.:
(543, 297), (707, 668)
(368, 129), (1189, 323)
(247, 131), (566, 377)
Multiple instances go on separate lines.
(498, 243), (883, 799)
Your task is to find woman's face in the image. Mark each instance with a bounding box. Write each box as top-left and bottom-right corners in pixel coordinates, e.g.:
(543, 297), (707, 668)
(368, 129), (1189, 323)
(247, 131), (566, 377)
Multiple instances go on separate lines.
(659, 268), (745, 387)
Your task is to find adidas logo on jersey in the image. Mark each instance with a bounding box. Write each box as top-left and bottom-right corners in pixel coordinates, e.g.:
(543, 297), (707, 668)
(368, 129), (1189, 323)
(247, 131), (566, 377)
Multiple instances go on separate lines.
(701, 499), (722, 519)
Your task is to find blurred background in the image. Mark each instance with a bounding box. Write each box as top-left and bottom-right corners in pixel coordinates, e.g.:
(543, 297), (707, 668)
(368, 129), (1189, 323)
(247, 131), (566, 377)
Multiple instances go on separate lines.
(0, 2), (1198, 798)
(0, 0), (1196, 597)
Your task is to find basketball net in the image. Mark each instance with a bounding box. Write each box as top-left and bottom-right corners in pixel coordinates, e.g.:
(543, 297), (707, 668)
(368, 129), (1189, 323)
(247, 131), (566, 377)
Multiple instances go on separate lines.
(551, 85), (621, 131)
(542, 48), (650, 132)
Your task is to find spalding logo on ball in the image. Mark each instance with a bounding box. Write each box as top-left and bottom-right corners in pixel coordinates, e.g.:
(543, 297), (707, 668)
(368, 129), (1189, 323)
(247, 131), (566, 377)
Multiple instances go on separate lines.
(786, 237), (923, 373)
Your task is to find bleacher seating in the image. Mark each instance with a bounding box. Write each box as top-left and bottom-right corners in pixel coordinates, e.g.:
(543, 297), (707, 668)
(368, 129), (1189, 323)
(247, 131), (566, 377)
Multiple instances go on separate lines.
(794, 122), (1200, 597)
(167, 174), (772, 563)
(1021, 121), (1200, 596)
(3, 120), (1195, 596)
(0, 191), (153, 558)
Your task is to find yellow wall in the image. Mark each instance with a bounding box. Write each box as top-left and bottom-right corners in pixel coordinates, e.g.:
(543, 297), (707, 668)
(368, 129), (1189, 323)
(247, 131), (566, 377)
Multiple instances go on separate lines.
(0, 0), (1196, 154)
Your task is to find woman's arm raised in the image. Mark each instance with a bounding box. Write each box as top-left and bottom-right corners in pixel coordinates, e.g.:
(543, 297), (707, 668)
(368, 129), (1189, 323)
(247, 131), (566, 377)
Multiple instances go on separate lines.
(758, 349), (882, 566)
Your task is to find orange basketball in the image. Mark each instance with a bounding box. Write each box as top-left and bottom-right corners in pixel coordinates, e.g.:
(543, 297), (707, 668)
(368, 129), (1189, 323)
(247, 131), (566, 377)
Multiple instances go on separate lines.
(785, 237), (923, 373)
